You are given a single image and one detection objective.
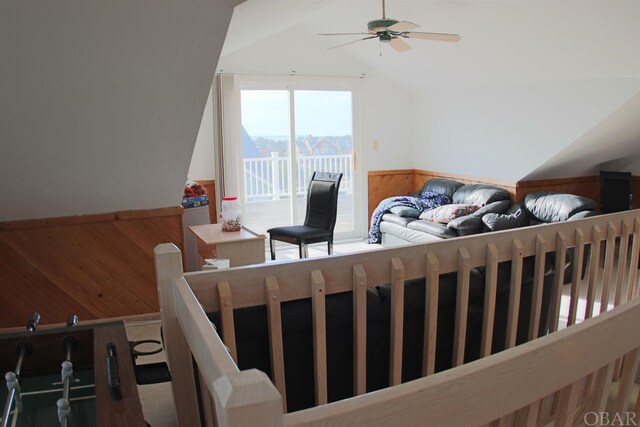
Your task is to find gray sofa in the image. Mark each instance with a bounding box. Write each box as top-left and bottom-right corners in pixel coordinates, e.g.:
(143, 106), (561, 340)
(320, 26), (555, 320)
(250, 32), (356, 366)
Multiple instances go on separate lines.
(380, 178), (511, 246)
(380, 179), (597, 247)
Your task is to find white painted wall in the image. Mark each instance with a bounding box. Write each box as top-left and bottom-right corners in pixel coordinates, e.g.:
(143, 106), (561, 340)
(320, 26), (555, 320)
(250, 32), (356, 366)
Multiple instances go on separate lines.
(0, 0), (234, 221)
(413, 78), (640, 181)
(188, 87), (216, 180)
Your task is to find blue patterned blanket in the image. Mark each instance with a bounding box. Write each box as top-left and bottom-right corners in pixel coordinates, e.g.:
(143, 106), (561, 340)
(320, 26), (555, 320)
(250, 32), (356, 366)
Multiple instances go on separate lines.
(368, 191), (451, 244)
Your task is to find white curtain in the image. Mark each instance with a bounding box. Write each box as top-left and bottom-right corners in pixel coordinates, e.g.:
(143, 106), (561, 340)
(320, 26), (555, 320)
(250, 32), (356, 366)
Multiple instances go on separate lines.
(212, 73), (240, 212)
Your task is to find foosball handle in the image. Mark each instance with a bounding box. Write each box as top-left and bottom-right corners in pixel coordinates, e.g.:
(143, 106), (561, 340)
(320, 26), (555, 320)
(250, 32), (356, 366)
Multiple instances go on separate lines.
(106, 343), (122, 401)
(26, 312), (40, 332)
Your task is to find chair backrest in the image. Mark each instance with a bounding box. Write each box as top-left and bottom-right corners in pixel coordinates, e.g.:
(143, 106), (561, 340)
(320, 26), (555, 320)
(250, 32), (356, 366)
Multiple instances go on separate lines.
(304, 171), (343, 232)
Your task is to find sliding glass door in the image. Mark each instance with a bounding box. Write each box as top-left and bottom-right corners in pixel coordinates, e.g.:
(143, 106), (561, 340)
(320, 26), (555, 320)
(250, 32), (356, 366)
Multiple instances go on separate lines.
(239, 83), (359, 239)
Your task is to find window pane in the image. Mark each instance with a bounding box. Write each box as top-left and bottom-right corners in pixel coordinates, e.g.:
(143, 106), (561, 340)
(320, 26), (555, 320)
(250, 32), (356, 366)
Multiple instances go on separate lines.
(294, 91), (354, 233)
(240, 90), (292, 233)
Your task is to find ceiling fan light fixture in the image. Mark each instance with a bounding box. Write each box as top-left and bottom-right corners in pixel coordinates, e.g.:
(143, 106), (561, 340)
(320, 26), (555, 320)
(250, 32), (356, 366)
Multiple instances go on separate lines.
(379, 32), (392, 43)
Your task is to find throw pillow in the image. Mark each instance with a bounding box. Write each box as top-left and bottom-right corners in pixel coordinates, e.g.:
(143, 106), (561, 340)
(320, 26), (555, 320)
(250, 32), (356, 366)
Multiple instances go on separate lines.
(390, 206), (421, 218)
(419, 204), (479, 224)
(482, 209), (529, 231)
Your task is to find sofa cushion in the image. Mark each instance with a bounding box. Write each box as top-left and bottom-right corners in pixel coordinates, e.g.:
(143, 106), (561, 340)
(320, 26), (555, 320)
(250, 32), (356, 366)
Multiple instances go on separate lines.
(418, 178), (463, 200)
(381, 213), (418, 227)
(390, 206), (421, 218)
(524, 192), (596, 223)
(381, 221), (446, 243)
(420, 204), (480, 223)
(407, 220), (457, 239)
(452, 184), (511, 206)
(469, 200), (511, 218)
(482, 208), (529, 231)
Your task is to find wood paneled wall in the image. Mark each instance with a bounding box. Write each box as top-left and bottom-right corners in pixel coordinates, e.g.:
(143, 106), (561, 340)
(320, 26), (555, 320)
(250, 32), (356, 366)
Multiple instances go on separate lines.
(367, 170), (416, 222)
(195, 179), (217, 224)
(368, 170), (638, 220)
(0, 207), (185, 328)
(514, 176), (600, 205)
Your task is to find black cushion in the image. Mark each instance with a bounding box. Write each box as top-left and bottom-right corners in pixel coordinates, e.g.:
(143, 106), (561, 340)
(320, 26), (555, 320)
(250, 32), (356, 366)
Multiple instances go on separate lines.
(524, 192), (596, 223)
(447, 216), (484, 234)
(452, 184), (511, 206)
(418, 178), (463, 199)
(482, 209), (529, 231)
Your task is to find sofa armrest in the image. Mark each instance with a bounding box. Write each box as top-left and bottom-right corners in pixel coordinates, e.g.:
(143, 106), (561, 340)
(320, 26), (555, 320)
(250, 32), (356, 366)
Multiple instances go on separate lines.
(447, 216), (484, 235)
(470, 200), (511, 217)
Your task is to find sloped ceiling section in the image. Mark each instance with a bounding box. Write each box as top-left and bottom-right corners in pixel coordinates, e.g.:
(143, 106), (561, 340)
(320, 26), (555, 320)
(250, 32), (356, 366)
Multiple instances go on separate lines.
(525, 93), (640, 179)
(220, 0), (640, 182)
(0, 0), (234, 221)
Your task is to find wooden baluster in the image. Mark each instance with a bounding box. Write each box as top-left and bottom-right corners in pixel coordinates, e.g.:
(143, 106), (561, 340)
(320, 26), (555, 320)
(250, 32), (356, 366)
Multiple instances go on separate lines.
(481, 244), (499, 357)
(628, 218), (640, 299)
(599, 223), (617, 314)
(353, 264), (367, 395)
(615, 220), (631, 306)
(311, 269), (328, 406)
(423, 253), (439, 376)
(453, 248), (471, 367)
(218, 281), (238, 363)
(529, 235), (547, 340)
(554, 382), (580, 426)
(506, 239), (524, 349)
(390, 258), (405, 386)
(588, 362), (615, 415)
(614, 348), (640, 415)
(514, 400), (541, 427)
(265, 276), (287, 412)
(585, 225), (603, 319)
(567, 228), (585, 326)
(549, 232), (567, 332)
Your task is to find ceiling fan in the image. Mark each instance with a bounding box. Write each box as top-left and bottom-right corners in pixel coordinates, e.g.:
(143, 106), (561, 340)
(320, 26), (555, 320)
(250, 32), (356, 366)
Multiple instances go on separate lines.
(319, 0), (461, 53)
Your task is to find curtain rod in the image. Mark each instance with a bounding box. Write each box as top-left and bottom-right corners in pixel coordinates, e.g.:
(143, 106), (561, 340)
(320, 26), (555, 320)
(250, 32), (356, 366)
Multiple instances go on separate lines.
(216, 70), (368, 79)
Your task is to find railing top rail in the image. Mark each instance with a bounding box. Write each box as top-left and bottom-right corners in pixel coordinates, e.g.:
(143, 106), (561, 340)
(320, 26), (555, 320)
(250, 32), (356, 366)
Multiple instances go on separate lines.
(184, 210), (640, 313)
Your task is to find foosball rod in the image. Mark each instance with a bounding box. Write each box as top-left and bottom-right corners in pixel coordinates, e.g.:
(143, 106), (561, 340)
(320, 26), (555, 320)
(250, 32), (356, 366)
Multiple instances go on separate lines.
(58, 315), (79, 427)
(1, 312), (40, 427)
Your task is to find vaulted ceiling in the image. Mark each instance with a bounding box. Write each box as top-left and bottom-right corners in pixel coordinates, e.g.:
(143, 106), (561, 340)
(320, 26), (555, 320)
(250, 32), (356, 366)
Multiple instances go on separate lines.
(220, 0), (640, 180)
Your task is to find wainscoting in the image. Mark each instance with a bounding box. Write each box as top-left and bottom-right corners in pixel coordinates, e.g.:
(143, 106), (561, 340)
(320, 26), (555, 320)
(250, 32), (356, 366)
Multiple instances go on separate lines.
(0, 207), (185, 328)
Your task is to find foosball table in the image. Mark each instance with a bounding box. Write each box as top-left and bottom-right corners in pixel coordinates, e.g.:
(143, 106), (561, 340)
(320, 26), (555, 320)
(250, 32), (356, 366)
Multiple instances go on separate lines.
(0, 314), (146, 427)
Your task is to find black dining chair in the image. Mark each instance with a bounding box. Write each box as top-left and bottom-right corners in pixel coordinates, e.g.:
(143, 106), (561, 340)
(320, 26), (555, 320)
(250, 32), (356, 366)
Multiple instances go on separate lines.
(268, 171), (343, 260)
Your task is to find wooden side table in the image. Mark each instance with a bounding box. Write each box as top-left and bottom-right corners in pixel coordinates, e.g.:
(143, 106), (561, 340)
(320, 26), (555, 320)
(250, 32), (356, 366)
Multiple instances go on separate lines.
(188, 224), (266, 269)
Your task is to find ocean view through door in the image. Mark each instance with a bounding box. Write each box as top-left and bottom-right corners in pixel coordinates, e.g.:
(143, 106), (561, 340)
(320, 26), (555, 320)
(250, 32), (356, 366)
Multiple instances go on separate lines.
(240, 88), (357, 239)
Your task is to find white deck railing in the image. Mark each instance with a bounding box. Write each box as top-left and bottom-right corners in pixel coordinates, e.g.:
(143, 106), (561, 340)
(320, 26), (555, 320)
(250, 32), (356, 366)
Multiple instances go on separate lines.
(243, 153), (353, 200)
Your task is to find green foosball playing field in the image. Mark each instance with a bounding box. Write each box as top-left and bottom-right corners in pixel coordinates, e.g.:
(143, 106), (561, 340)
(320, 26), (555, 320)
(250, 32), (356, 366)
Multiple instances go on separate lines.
(0, 369), (96, 427)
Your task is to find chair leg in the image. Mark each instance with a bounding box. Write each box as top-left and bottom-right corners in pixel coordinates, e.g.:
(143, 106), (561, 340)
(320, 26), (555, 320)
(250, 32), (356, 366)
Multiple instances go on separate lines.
(300, 243), (308, 258)
(270, 238), (276, 261)
(328, 237), (333, 255)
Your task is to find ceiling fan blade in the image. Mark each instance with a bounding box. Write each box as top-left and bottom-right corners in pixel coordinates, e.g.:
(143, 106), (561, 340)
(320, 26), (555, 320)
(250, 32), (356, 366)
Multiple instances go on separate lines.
(327, 35), (377, 51)
(387, 20), (419, 32)
(389, 37), (411, 52)
(405, 31), (461, 42)
(318, 32), (373, 36)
